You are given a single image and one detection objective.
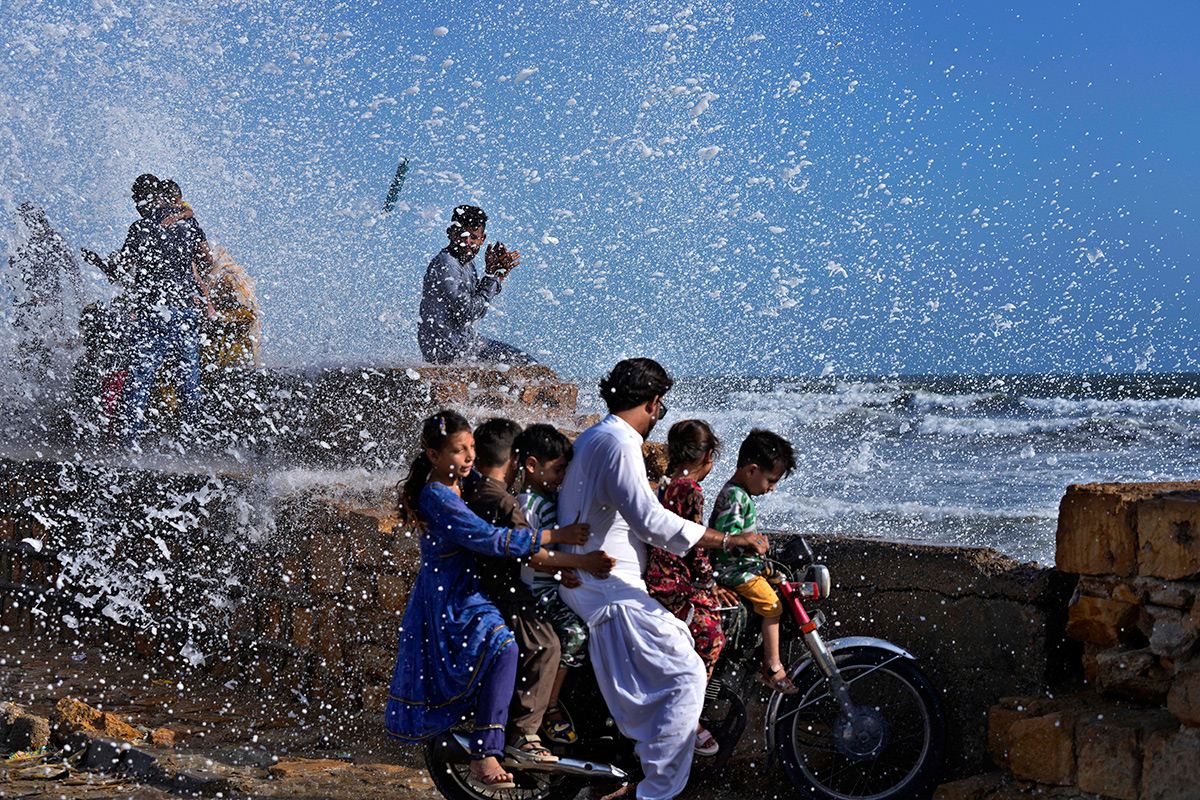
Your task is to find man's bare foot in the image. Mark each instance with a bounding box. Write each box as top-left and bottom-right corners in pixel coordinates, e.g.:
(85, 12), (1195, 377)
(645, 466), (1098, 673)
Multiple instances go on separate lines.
(468, 756), (515, 789)
(589, 781), (636, 800)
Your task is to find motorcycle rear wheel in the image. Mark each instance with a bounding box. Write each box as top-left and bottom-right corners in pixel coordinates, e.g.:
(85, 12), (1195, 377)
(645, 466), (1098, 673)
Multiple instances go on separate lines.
(774, 648), (945, 800)
(423, 739), (586, 800)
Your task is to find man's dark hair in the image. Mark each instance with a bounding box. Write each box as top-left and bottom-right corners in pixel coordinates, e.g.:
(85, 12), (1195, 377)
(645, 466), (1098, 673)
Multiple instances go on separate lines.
(513, 423), (572, 465)
(474, 417), (523, 468)
(162, 179), (183, 200)
(737, 428), (797, 477)
(598, 358), (674, 414)
(449, 204), (488, 231)
(131, 173), (163, 215)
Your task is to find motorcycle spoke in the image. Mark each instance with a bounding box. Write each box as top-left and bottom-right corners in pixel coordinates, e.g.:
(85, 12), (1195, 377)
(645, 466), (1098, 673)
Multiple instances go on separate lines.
(775, 653), (905, 723)
(778, 656), (942, 800)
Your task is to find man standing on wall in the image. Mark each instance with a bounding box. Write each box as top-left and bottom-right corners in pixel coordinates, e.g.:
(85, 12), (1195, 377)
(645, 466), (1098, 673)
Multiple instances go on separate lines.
(417, 204), (533, 365)
(557, 358), (768, 800)
(85, 174), (217, 448)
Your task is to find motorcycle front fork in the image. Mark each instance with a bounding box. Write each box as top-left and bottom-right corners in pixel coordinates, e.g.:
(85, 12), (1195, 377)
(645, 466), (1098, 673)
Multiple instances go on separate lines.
(781, 580), (859, 720)
(803, 627), (860, 720)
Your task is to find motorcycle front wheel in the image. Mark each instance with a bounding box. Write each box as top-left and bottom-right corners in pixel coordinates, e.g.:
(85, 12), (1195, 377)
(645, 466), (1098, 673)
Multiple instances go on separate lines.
(423, 738), (586, 800)
(774, 648), (945, 800)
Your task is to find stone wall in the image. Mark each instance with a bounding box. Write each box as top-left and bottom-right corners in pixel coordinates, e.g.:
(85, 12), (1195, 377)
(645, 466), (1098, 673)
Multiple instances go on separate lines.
(977, 482), (1200, 800)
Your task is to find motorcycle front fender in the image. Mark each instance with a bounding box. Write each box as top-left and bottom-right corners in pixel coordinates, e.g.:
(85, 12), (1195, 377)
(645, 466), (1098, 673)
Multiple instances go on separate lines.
(761, 636), (919, 771)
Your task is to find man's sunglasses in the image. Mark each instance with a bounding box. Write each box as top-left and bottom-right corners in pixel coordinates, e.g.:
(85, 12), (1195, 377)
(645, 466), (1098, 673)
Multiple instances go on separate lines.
(657, 400), (669, 421)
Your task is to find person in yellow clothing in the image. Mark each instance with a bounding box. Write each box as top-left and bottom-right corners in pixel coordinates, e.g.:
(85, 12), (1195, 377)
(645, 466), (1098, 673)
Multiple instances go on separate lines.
(202, 244), (261, 369)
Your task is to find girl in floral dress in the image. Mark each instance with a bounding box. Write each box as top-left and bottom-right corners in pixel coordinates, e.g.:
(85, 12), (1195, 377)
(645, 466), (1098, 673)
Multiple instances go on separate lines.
(645, 419), (734, 756)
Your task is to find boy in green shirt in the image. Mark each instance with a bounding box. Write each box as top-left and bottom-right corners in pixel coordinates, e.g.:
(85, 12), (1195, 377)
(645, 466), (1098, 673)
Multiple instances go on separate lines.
(710, 428), (798, 694)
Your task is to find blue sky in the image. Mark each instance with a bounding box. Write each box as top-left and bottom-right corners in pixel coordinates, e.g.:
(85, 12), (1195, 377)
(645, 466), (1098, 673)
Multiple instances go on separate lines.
(1, 0), (1196, 377)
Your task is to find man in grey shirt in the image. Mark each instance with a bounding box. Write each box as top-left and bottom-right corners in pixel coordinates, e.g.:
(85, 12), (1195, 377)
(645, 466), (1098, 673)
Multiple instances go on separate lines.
(417, 204), (533, 364)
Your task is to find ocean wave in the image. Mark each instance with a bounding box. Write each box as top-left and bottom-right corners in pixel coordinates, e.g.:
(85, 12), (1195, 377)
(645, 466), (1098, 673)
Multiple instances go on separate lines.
(1022, 394), (1200, 418)
(914, 415), (1080, 438)
(765, 493), (1059, 524)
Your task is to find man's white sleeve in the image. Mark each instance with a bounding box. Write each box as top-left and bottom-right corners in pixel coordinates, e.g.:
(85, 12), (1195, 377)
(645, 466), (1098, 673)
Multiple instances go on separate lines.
(602, 436), (706, 556)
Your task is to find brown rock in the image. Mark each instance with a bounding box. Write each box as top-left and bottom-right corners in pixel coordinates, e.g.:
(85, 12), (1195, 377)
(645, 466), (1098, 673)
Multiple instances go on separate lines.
(1066, 594), (1140, 646)
(377, 572), (411, 615)
(1167, 661), (1200, 726)
(50, 697), (142, 744)
(1006, 712), (1076, 785)
(1095, 646), (1173, 703)
(1147, 606), (1198, 660)
(642, 441), (668, 482)
(361, 684), (390, 714)
(987, 701), (1038, 767)
(933, 772), (1007, 800)
(1141, 725), (1200, 800)
(150, 727), (177, 747)
(5, 712), (50, 753)
(1138, 492), (1200, 580)
(308, 531), (347, 594)
(1056, 484), (1146, 576)
(1112, 581), (1145, 605)
(260, 599), (284, 640)
(314, 603), (344, 672)
(331, 508), (382, 569)
(267, 757), (354, 779)
(280, 554), (306, 588)
(353, 643), (397, 683)
(1076, 718), (1142, 800)
(1081, 643), (1103, 686)
(1145, 579), (1198, 608)
(293, 604), (315, 650)
(0, 701), (22, 741)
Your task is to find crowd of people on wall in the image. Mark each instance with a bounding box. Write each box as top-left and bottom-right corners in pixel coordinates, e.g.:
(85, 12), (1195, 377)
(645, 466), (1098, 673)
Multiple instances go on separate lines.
(6, 175), (261, 447)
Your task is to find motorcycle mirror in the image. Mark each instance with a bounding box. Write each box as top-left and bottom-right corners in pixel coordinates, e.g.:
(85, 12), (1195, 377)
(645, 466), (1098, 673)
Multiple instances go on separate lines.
(805, 564), (832, 600)
(779, 535), (814, 566)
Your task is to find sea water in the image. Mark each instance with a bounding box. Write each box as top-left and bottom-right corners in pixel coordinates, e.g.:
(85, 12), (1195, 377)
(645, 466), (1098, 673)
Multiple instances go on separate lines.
(603, 373), (1200, 567)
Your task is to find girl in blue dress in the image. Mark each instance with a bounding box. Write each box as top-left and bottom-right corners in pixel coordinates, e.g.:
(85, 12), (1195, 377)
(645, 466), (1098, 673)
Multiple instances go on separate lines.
(385, 410), (588, 788)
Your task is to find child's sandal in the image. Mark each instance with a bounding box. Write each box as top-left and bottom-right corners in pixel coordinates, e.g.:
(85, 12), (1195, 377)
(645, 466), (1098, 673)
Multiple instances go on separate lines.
(757, 664), (799, 694)
(541, 704), (577, 744)
(694, 726), (720, 757)
(505, 734), (559, 764)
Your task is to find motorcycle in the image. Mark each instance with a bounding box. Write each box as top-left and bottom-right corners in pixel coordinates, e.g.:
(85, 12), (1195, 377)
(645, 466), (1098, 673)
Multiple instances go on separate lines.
(424, 534), (946, 800)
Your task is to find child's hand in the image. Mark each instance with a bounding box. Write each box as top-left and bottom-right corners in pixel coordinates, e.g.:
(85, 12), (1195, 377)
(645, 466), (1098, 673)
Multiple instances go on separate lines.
(714, 586), (741, 607)
(556, 567), (582, 589)
(546, 518), (589, 547)
(581, 550), (615, 579)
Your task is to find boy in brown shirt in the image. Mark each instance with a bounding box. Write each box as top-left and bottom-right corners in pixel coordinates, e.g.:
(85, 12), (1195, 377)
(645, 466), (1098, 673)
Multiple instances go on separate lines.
(463, 418), (561, 763)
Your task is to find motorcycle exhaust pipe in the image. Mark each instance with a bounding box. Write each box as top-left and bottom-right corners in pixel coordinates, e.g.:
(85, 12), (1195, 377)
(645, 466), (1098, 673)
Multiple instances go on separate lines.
(436, 733), (629, 781)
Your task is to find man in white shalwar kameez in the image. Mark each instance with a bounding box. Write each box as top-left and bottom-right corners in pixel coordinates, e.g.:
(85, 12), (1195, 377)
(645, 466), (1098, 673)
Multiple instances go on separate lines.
(558, 358), (767, 800)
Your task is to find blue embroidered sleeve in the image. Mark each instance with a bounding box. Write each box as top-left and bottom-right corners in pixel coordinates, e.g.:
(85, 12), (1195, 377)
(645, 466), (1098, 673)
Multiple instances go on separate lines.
(420, 483), (538, 559)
